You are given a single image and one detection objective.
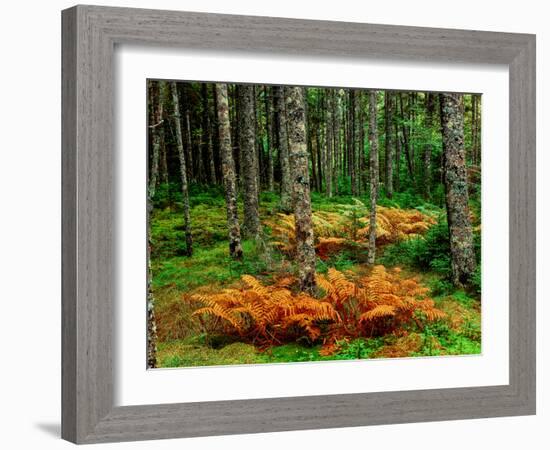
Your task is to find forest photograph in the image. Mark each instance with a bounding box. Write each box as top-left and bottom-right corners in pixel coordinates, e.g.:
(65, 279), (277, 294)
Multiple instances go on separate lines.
(146, 80), (482, 369)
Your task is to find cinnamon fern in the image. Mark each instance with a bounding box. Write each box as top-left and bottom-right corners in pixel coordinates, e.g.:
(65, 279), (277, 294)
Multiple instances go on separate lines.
(265, 205), (435, 255)
(185, 266), (445, 347)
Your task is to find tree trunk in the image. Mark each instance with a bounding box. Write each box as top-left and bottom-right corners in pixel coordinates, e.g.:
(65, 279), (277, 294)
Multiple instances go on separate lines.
(183, 91), (194, 183)
(424, 92), (435, 199)
(215, 83), (244, 259)
(358, 91), (367, 194)
(398, 93), (415, 183)
(211, 84), (222, 182)
(170, 81), (193, 256)
(385, 91), (394, 198)
(146, 80), (162, 369)
(148, 81), (162, 199)
(254, 87), (263, 189)
(333, 90), (342, 195)
(285, 86), (316, 294)
(202, 83), (217, 184)
(368, 90), (379, 265)
(237, 85), (261, 237)
(439, 93), (476, 286)
(325, 89), (333, 197)
(273, 86), (292, 212)
(158, 83), (169, 185)
(394, 122), (401, 193)
(350, 91), (357, 195)
(264, 86), (275, 191)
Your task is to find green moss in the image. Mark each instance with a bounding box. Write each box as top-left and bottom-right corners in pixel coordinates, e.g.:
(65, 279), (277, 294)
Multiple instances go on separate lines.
(158, 341), (261, 367)
(151, 239), (280, 292)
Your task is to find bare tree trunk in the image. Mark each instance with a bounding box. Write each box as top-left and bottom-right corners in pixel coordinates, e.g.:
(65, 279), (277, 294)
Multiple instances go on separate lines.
(202, 83), (217, 184)
(254, 86), (263, 190)
(211, 84), (222, 182)
(309, 126), (317, 192)
(395, 122), (401, 193)
(238, 85), (261, 237)
(385, 91), (394, 199)
(264, 86), (275, 191)
(170, 81), (193, 256)
(215, 83), (243, 259)
(398, 93), (415, 184)
(273, 86), (292, 212)
(358, 91), (367, 194)
(159, 91), (168, 184)
(285, 86), (316, 294)
(316, 91), (324, 193)
(333, 89), (342, 195)
(424, 92), (435, 200)
(183, 92), (194, 183)
(440, 93), (476, 286)
(471, 95), (480, 166)
(148, 81), (162, 199)
(350, 91), (357, 195)
(368, 90), (379, 265)
(146, 80), (162, 369)
(229, 85), (241, 186)
(325, 89), (333, 197)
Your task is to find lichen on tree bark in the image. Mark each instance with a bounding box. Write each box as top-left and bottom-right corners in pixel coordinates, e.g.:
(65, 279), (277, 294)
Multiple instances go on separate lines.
(368, 90), (379, 265)
(215, 83), (244, 259)
(273, 86), (292, 212)
(439, 92), (476, 286)
(285, 87), (317, 294)
(170, 81), (193, 256)
(238, 85), (261, 237)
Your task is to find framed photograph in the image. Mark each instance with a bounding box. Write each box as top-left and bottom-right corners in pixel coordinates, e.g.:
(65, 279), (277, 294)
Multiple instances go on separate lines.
(62, 5), (536, 444)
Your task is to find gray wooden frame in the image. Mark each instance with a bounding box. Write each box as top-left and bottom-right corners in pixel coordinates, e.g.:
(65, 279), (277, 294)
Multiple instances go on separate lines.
(62, 4), (536, 444)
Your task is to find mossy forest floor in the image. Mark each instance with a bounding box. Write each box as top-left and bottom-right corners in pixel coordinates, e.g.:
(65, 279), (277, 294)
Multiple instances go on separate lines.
(151, 186), (481, 368)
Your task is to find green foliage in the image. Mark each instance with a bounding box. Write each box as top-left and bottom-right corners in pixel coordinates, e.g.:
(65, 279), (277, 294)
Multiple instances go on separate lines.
(471, 265), (482, 295)
(332, 338), (384, 360)
(379, 216), (452, 278)
(151, 239), (280, 292)
(428, 278), (456, 297)
(316, 250), (358, 273)
(337, 198), (368, 241)
(415, 321), (481, 357)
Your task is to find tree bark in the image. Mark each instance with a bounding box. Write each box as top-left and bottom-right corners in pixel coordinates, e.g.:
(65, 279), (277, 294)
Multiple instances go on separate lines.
(333, 90), (342, 195)
(202, 83), (217, 184)
(273, 86), (292, 212)
(215, 83), (244, 259)
(424, 92), (435, 200)
(170, 81), (193, 256)
(358, 91), (367, 194)
(368, 90), (379, 265)
(385, 91), (394, 199)
(350, 91), (358, 196)
(398, 93), (415, 183)
(183, 88), (194, 183)
(285, 86), (316, 294)
(394, 121), (401, 193)
(325, 89), (333, 197)
(146, 80), (162, 369)
(238, 85), (261, 237)
(148, 81), (162, 199)
(264, 86), (275, 191)
(439, 93), (476, 286)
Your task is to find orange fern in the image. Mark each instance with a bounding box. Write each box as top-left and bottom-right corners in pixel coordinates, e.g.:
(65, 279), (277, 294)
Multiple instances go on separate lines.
(185, 275), (340, 345)
(184, 267), (445, 348)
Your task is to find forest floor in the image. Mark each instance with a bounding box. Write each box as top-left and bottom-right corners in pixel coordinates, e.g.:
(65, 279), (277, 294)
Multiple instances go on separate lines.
(151, 186), (481, 368)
